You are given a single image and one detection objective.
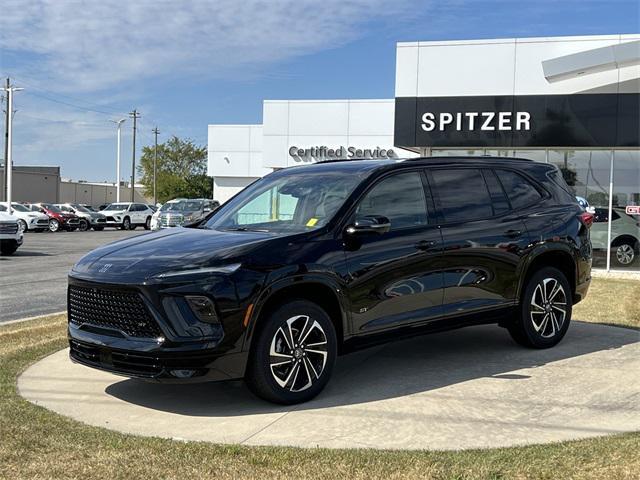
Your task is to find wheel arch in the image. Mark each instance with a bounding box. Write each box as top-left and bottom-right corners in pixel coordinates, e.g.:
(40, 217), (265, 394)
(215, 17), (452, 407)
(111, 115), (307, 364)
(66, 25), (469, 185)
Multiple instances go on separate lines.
(243, 275), (349, 355)
(519, 248), (577, 303)
(611, 234), (640, 248)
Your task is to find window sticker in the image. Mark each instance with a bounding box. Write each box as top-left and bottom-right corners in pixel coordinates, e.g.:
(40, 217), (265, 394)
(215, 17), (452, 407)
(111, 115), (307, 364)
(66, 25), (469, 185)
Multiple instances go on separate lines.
(306, 218), (318, 227)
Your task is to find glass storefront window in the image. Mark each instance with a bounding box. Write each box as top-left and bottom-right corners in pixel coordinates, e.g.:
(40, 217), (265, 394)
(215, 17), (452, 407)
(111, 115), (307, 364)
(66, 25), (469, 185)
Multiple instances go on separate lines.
(611, 151), (640, 271)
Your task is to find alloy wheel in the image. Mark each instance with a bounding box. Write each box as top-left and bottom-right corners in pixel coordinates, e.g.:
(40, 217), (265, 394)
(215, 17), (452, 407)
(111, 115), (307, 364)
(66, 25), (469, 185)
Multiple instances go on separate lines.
(269, 315), (328, 392)
(49, 219), (59, 232)
(78, 219), (89, 231)
(615, 244), (635, 265)
(530, 278), (567, 339)
(17, 219), (27, 233)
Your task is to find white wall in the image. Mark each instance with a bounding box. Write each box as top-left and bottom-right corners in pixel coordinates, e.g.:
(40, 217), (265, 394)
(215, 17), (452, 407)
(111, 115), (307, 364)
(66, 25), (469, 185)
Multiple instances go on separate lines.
(396, 34), (640, 97)
(213, 176), (259, 204)
(262, 99), (416, 168)
(207, 124), (271, 178)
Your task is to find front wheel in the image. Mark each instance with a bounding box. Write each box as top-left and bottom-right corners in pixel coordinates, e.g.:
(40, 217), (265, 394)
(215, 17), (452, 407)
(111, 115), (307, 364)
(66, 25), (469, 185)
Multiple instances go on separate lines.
(121, 217), (131, 230)
(48, 219), (60, 232)
(246, 300), (337, 404)
(17, 219), (27, 233)
(144, 216), (151, 230)
(508, 267), (572, 349)
(78, 219), (89, 231)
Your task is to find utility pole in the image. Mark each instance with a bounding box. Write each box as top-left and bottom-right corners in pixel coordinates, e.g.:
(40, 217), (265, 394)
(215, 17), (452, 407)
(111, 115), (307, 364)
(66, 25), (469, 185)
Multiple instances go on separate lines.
(2, 79), (23, 214)
(110, 118), (126, 202)
(152, 127), (160, 205)
(129, 109), (140, 202)
(2, 78), (9, 203)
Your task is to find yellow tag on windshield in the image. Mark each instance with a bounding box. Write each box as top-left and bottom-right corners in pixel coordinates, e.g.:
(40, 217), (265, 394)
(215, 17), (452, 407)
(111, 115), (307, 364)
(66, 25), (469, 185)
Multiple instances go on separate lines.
(306, 218), (318, 227)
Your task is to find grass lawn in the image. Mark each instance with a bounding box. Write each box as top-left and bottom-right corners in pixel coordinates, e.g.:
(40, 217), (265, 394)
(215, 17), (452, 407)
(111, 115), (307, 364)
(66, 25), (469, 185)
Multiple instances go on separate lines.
(1, 277), (639, 479)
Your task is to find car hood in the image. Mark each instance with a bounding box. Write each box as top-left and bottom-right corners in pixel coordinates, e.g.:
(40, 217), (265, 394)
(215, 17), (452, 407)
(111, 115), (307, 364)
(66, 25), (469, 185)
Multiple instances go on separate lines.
(71, 227), (275, 283)
(100, 209), (126, 216)
(0, 212), (18, 222)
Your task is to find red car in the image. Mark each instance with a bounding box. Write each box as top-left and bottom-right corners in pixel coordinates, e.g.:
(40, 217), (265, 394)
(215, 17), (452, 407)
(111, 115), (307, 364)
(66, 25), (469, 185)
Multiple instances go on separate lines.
(30, 203), (81, 232)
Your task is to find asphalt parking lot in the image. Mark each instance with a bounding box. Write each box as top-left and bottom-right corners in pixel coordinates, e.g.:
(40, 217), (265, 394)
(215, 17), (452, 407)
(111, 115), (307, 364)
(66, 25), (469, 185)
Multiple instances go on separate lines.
(0, 229), (144, 323)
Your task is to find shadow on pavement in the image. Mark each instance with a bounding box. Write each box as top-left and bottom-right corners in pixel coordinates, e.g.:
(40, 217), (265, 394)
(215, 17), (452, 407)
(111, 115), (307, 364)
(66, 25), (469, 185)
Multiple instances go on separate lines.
(105, 321), (639, 416)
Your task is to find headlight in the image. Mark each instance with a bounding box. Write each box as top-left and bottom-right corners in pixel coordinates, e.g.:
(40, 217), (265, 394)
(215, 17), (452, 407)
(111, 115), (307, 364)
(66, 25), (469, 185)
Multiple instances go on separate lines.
(153, 263), (241, 280)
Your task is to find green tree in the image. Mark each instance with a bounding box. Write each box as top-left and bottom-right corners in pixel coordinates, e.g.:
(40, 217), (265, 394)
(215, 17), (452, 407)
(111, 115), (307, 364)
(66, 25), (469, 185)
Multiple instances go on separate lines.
(137, 135), (212, 203)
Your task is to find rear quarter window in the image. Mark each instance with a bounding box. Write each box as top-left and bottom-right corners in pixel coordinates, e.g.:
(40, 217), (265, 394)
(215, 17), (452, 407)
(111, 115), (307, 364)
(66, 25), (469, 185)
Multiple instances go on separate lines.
(495, 169), (543, 210)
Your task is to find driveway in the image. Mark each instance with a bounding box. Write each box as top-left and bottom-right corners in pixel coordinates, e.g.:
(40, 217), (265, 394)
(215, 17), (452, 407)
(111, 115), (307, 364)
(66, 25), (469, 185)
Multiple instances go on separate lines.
(19, 321), (640, 450)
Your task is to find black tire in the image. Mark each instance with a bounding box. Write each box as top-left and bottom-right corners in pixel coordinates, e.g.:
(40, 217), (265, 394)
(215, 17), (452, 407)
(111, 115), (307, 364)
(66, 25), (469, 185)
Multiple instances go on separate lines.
(612, 240), (637, 267)
(93, 226), (104, 231)
(17, 219), (27, 233)
(78, 219), (89, 231)
(246, 300), (337, 404)
(68, 227), (77, 232)
(49, 219), (60, 232)
(508, 267), (572, 349)
(144, 216), (151, 230)
(121, 217), (131, 230)
(0, 240), (19, 255)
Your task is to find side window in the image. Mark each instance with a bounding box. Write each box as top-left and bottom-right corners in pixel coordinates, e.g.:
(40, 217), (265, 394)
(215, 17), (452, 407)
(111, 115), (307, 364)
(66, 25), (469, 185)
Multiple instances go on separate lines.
(481, 169), (510, 215)
(431, 168), (493, 222)
(495, 169), (543, 210)
(594, 208), (608, 223)
(356, 172), (428, 230)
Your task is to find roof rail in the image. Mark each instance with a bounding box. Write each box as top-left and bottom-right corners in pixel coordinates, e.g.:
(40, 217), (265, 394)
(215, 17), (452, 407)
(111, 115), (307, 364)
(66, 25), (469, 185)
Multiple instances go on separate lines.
(406, 155), (533, 162)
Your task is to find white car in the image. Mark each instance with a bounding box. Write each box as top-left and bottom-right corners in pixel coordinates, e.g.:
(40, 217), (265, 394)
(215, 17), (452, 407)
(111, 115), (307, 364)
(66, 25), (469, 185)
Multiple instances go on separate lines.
(0, 210), (24, 255)
(100, 202), (155, 230)
(0, 202), (50, 232)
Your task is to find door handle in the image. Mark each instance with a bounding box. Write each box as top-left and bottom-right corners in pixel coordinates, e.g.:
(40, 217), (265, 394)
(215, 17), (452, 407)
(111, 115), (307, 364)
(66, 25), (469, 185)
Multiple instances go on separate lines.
(504, 229), (523, 238)
(415, 240), (438, 251)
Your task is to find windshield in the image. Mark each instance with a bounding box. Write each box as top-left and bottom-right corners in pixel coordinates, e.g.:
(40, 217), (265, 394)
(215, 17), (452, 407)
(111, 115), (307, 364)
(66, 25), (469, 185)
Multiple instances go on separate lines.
(11, 203), (30, 212)
(203, 170), (361, 234)
(105, 203), (129, 210)
(160, 200), (203, 212)
(73, 205), (91, 213)
(43, 204), (62, 213)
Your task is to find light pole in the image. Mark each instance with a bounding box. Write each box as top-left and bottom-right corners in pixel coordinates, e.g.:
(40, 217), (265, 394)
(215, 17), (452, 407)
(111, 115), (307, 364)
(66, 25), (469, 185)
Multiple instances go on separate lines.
(110, 118), (126, 202)
(2, 79), (23, 215)
(152, 127), (160, 205)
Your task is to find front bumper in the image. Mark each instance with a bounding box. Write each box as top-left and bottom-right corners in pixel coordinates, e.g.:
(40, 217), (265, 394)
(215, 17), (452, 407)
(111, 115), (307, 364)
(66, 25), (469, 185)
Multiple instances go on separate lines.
(66, 275), (249, 383)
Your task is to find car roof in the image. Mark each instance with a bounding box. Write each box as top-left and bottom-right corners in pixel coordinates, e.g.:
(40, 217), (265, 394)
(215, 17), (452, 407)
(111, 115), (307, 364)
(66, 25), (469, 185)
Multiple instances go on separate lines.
(277, 156), (543, 177)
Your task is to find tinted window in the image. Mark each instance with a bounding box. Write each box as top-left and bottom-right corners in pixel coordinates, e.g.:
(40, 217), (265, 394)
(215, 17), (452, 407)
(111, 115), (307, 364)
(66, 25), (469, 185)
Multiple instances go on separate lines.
(431, 169), (492, 222)
(481, 169), (510, 215)
(495, 169), (543, 210)
(357, 172), (428, 230)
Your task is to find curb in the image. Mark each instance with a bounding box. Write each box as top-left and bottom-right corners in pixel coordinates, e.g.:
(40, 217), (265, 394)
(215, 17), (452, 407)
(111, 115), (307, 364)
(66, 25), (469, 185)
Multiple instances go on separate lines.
(1, 311), (66, 326)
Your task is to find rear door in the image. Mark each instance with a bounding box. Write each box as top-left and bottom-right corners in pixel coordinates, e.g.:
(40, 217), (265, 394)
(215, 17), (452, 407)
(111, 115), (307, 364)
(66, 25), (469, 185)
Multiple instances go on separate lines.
(344, 169), (443, 334)
(428, 167), (530, 316)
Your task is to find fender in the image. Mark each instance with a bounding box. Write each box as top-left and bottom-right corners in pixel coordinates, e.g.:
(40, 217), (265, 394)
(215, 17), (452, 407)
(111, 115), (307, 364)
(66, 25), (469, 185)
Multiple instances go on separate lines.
(516, 242), (577, 301)
(241, 272), (352, 353)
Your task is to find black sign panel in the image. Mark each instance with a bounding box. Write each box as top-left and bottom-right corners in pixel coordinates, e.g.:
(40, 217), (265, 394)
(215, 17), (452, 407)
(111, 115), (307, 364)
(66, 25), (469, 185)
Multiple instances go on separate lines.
(395, 93), (640, 148)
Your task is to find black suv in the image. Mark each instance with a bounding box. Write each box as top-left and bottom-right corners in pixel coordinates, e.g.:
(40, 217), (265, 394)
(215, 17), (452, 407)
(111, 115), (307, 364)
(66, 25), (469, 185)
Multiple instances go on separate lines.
(68, 157), (592, 404)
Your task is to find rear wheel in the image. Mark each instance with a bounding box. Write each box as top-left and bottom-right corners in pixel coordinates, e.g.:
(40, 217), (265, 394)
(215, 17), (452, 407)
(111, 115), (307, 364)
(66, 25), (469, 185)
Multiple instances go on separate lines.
(508, 267), (572, 349)
(246, 300), (337, 404)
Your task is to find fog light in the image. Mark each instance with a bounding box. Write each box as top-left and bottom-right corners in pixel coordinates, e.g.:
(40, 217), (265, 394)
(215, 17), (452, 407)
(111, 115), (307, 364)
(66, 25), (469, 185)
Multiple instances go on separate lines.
(170, 369), (196, 378)
(185, 295), (219, 324)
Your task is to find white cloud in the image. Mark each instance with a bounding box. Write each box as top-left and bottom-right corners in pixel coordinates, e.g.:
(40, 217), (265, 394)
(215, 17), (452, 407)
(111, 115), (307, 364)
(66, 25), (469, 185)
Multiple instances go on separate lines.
(0, 0), (415, 93)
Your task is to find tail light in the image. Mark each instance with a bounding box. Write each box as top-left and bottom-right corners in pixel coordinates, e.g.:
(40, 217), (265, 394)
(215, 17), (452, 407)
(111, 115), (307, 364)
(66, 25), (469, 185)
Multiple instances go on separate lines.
(579, 211), (594, 228)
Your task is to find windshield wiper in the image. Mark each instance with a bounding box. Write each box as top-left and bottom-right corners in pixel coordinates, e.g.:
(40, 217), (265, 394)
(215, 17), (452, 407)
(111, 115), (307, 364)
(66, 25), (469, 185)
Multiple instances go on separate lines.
(221, 227), (271, 233)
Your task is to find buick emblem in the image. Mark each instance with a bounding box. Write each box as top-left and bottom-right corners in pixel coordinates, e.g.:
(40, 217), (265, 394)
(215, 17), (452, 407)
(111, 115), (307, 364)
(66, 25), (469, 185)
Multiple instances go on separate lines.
(98, 263), (113, 273)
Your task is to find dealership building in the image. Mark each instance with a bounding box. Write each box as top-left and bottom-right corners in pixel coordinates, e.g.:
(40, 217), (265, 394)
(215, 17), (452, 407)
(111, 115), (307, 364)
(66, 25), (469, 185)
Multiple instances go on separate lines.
(208, 33), (640, 270)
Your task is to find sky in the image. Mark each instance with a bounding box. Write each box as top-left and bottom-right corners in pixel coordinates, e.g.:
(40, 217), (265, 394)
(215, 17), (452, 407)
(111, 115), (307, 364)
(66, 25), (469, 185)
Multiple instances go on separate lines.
(0, 0), (638, 182)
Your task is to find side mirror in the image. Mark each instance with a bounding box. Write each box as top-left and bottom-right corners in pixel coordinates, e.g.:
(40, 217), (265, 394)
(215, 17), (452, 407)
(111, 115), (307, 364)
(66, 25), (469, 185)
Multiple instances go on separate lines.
(345, 215), (391, 236)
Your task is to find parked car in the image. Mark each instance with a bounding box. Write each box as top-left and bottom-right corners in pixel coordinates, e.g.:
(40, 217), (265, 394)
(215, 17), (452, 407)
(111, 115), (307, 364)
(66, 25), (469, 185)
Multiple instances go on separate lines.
(55, 203), (107, 231)
(152, 198), (220, 230)
(0, 210), (24, 255)
(67, 157), (592, 404)
(99, 202), (155, 230)
(590, 206), (640, 267)
(31, 203), (81, 232)
(79, 204), (98, 212)
(0, 202), (50, 232)
(97, 204), (109, 211)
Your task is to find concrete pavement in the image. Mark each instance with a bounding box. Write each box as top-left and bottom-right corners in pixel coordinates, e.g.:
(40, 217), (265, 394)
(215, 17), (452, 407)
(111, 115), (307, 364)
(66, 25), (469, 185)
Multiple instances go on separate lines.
(19, 321), (640, 450)
(0, 229), (144, 322)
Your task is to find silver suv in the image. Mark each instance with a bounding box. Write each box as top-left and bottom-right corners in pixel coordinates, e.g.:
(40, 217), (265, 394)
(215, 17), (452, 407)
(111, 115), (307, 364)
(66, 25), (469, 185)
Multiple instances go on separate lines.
(154, 198), (219, 230)
(591, 207), (640, 267)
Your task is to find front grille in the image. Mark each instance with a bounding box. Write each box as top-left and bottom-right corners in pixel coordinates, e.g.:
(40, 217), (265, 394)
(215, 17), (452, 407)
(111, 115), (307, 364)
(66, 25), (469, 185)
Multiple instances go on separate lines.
(160, 214), (183, 227)
(95, 218), (106, 223)
(0, 222), (18, 234)
(69, 340), (162, 376)
(67, 218), (80, 225)
(36, 219), (49, 226)
(68, 285), (163, 338)
(106, 216), (117, 222)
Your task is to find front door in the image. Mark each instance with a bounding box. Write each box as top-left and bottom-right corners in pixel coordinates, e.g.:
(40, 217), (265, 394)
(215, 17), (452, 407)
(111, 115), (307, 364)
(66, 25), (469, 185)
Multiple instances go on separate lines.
(344, 170), (443, 335)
